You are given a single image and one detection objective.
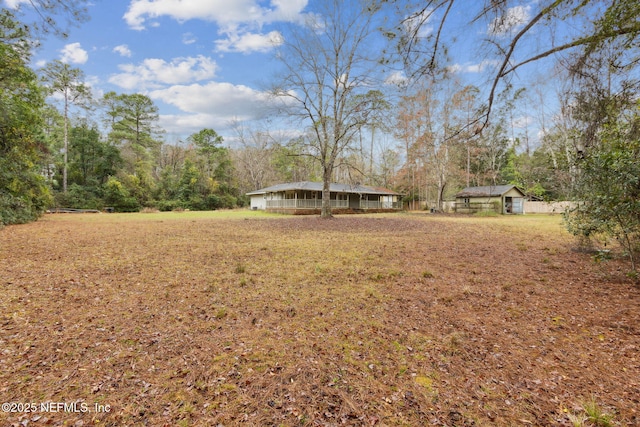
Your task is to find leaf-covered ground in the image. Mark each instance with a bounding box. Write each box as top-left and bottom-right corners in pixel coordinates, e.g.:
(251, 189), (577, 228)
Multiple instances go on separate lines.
(1, 212), (638, 426)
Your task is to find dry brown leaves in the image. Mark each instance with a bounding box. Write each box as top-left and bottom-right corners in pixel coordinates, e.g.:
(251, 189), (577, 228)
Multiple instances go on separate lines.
(0, 212), (638, 426)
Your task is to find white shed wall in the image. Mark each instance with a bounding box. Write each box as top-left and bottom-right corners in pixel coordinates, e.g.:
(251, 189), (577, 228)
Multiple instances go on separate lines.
(250, 194), (266, 210)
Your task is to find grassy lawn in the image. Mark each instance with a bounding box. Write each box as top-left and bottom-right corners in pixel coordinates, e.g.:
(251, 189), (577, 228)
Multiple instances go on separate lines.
(1, 211), (638, 426)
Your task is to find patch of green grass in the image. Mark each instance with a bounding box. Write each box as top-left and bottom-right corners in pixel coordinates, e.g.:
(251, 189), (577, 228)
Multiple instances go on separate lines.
(583, 396), (615, 427)
(370, 272), (385, 281)
(564, 397), (616, 427)
(474, 210), (499, 217)
(44, 208), (282, 224)
(567, 411), (588, 427)
(592, 250), (612, 263)
(391, 340), (403, 352)
(364, 286), (381, 299)
(415, 375), (434, 391)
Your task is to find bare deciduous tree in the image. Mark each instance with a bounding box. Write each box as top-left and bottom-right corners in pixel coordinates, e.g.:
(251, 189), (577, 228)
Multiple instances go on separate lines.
(272, 0), (386, 218)
(386, 0), (640, 132)
(395, 79), (480, 210)
(230, 120), (279, 192)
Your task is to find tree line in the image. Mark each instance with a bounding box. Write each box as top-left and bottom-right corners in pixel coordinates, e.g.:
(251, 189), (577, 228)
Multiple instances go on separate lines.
(1, 1), (638, 270)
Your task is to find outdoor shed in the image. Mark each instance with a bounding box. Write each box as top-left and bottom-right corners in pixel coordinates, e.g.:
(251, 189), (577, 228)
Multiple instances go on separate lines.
(454, 185), (526, 214)
(247, 181), (402, 214)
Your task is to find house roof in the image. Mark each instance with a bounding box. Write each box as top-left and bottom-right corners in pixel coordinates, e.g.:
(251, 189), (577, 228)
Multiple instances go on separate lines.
(246, 181), (400, 196)
(454, 185), (525, 198)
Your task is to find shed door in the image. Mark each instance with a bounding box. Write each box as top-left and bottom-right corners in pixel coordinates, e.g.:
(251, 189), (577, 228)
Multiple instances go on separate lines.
(504, 197), (513, 214)
(512, 197), (524, 214)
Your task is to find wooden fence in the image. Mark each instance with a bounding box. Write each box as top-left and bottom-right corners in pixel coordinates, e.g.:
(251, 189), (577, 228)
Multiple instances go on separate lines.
(523, 201), (577, 214)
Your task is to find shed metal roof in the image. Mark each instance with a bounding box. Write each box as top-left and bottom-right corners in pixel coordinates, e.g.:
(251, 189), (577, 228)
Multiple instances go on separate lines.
(454, 185), (525, 198)
(246, 181), (400, 196)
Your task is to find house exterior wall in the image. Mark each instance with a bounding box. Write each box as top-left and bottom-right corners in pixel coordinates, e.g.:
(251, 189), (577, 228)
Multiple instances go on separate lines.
(503, 188), (523, 198)
(250, 194), (265, 210)
(455, 188), (526, 214)
(251, 189), (401, 213)
(455, 196), (502, 214)
(380, 195), (397, 209)
(502, 188), (525, 214)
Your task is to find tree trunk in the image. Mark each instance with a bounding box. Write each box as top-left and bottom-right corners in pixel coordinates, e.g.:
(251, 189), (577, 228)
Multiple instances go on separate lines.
(321, 166), (333, 218)
(63, 92), (69, 193)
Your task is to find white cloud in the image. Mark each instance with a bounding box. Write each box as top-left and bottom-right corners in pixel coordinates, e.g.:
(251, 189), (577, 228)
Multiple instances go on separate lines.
(488, 5), (530, 36)
(150, 81), (275, 135)
(182, 32), (197, 45)
(60, 42), (88, 64)
(448, 59), (500, 74)
(465, 59), (500, 73)
(124, 0), (308, 31)
(113, 44), (133, 57)
(512, 115), (533, 129)
(446, 64), (462, 74)
(109, 55), (218, 90)
(384, 71), (408, 86)
(124, 0), (306, 54)
(159, 113), (241, 136)
(149, 81), (270, 116)
(4, 0), (28, 7)
(215, 30), (284, 53)
(403, 8), (434, 38)
(85, 75), (105, 100)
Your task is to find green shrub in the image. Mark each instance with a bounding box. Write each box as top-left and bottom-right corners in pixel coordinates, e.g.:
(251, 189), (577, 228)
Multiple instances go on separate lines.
(155, 200), (183, 212)
(215, 194), (237, 209)
(103, 177), (139, 212)
(0, 175), (52, 226)
(54, 184), (103, 209)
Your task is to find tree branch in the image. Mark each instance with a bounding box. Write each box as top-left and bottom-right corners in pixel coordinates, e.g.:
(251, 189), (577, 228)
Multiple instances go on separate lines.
(482, 0), (565, 131)
(501, 23), (640, 78)
(428, 0), (454, 72)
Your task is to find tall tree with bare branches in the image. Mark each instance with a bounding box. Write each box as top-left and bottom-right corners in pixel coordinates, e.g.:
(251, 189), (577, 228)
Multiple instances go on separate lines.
(385, 0), (640, 132)
(272, 0), (386, 218)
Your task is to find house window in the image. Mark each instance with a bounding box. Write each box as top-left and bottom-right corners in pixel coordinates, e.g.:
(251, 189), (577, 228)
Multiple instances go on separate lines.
(464, 198), (470, 206)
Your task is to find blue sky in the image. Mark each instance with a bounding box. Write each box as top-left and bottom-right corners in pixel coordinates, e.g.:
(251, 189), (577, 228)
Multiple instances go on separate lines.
(18, 0), (306, 143)
(5, 0), (574, 147)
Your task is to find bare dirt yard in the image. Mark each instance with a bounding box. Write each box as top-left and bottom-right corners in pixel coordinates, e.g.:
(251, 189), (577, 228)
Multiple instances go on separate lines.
(1, 211), (638, 427)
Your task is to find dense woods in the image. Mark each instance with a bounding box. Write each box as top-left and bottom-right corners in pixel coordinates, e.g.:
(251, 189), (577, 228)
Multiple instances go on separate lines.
(0, 0), (638, 265)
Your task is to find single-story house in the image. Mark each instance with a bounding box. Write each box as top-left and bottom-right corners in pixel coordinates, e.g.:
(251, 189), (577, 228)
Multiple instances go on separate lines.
(247, 181), (402, 214)
(454, 185), (526, 214)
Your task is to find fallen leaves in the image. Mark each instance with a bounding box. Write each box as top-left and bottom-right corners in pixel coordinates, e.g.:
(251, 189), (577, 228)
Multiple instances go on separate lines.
(0, 212), (639, 426)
